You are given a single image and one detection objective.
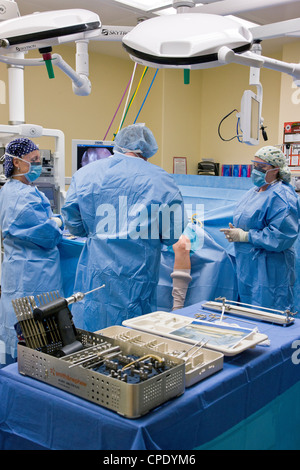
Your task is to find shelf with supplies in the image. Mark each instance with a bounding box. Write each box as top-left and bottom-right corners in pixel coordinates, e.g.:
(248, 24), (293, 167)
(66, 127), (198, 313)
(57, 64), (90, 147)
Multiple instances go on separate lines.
(221, 164), (252, 177)
(283, 121), (300, 191)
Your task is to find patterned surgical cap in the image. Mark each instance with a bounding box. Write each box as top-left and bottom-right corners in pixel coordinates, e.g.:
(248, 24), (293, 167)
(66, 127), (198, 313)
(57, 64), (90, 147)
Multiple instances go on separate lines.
(254, 146), (291, 183)
(4, 138), (39, 178)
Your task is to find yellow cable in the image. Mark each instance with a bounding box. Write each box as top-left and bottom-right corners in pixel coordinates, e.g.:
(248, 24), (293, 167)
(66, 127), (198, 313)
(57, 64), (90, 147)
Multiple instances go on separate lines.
(121, 354), (162, 371)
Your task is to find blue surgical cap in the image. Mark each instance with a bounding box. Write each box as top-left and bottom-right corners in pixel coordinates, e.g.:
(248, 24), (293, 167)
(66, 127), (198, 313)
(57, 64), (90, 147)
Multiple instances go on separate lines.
(4, 137), (39, 177)
(113, 124), (158, 159)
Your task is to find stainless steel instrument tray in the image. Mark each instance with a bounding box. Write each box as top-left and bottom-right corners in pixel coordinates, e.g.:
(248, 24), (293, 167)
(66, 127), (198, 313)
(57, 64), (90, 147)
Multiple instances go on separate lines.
(17, 328), (185, 419)
(123, 311), (269, 356)
(97, 325), (224, 387)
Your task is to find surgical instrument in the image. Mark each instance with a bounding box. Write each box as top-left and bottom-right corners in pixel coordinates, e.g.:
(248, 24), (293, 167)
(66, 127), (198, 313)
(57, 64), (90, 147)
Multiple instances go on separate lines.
(13, 285), (105, 356)
(202, 298), (296, 326)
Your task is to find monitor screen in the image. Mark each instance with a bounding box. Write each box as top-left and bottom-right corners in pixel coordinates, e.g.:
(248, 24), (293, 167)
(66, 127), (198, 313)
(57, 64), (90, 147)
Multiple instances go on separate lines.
(35, 182), (59, 212)
(72, 140), (114, 175)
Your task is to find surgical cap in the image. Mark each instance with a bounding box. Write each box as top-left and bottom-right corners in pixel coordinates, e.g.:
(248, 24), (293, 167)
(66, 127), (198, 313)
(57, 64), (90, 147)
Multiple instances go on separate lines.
(113, 124), (158, 159)
(4, 138), (39, 177)
(254, 146), (291, 183)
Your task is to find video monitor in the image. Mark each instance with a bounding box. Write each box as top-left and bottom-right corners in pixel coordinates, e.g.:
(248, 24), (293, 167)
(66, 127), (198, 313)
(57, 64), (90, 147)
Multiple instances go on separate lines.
(72, 139), (114, 175)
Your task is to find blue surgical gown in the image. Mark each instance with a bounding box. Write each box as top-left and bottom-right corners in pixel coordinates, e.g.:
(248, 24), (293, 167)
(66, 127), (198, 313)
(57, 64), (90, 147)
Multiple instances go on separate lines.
(233, 181), (300, 311)
(0, 179), (64, 361)
(61, 152), (186, 331)
(158, 222), (238, 311)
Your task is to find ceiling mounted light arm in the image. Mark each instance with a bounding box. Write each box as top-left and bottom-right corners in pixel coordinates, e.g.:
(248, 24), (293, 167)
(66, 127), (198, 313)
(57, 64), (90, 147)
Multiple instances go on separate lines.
(172, 1), (196, 13)
(189, 0), (300, 16)
(52, 51), (91, 96)
(218, 46), (264, 68)
(151, 0), (224, 13)
(250, 17), (300, 40)
(0, 44), (92, 95)
(218, 46), (300, 84)
(111, 0), (221, 15)
(0, 0), (20, 21)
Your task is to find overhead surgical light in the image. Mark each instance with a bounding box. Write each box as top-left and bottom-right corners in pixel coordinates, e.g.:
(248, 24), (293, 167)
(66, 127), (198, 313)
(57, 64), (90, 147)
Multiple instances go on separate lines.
(0, 9), (102, 96)
(122, 13), (253, 69)
(0, 9), (101, 53)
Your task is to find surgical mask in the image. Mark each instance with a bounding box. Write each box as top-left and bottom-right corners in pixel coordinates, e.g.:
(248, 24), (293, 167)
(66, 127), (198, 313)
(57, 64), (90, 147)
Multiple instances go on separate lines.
(24, 162), (42, 182)
(9, 155), (42, 182)
(251, 168), (268, 187)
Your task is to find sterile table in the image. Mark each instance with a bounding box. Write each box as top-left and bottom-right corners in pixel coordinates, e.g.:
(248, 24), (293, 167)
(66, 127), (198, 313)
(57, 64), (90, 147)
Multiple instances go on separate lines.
(1, 302), (300, 451)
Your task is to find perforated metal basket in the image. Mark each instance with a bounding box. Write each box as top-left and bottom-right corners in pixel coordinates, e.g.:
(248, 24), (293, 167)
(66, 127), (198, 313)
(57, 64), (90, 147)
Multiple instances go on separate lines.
(17, 329), (185, 418)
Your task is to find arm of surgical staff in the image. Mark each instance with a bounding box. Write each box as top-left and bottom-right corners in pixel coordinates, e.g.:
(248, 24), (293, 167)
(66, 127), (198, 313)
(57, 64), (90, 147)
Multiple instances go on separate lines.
(248, 204), (299, 252)
(61, 181), (88, 238)
(6, 203), (63, 249)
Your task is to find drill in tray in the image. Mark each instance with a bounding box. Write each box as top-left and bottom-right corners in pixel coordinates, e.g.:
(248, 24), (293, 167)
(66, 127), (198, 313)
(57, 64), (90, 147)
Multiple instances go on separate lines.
(12, 286), (105, 356)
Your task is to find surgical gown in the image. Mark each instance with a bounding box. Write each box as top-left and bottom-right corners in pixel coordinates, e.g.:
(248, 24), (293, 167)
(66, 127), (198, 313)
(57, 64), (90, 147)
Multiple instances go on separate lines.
(0, 179), (64, 361)
(158, 222), (238, 310)
(62, 152), (186, 331)
(233, 181), (300, 311)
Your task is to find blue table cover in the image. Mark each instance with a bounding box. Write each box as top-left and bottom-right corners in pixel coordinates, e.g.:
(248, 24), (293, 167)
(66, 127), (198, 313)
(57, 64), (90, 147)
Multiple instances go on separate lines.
(1, 302), (300, 450)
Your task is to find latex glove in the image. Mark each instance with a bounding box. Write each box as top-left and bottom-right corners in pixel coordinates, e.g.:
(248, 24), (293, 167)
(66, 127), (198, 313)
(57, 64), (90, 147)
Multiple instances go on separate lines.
(220, 223), (249, 242)
(50, 216), (63, 228)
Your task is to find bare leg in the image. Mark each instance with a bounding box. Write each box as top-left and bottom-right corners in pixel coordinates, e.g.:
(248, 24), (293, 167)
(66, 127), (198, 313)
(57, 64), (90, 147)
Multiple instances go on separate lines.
(171, 235), (192, 310)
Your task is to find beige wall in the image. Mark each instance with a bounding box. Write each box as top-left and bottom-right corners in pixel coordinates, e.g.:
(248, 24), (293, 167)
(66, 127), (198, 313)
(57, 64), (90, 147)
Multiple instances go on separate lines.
(199, 58), (282, 167)
(0, 39), (299, 177)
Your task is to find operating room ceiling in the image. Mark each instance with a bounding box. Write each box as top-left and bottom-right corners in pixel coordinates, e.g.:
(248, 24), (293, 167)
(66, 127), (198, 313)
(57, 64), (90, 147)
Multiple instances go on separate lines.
(13, 0), (300, 57)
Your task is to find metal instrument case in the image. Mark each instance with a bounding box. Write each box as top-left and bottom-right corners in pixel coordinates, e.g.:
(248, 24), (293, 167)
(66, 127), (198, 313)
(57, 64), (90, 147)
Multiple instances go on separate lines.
(123, 311), (269, 356)
(17, 328), (185, 419)
(98, 325), (224, 387)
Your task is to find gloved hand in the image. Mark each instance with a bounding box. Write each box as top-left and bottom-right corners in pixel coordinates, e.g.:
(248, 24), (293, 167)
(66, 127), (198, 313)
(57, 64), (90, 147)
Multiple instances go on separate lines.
(220, 223), (249, 242)
(50, 216), (63, 228)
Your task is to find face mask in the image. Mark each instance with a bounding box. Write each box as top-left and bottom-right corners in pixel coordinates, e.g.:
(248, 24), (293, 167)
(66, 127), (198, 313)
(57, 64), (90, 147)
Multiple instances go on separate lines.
(11, 156), (42, 182)
(24, 162), (42, 182)
(251, 168), (267, 187)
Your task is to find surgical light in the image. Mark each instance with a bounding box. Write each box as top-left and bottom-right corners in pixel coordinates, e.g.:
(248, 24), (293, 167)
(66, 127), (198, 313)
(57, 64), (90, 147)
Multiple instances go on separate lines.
(122, 13), (253, 69)
(0, 9), (101, 53)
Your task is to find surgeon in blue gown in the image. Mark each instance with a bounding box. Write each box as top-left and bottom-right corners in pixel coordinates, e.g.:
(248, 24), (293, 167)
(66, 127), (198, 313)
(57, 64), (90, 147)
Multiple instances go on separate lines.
(0, 138), (64, 364)
(220, 146), (300, 311)
(62, 124), (187, 331)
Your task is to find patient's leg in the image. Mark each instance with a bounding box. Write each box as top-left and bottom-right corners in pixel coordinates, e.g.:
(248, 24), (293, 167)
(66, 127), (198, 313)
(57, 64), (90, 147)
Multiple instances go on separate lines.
(171, 235), (192, 310)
